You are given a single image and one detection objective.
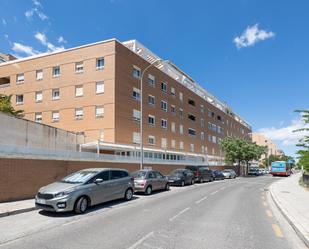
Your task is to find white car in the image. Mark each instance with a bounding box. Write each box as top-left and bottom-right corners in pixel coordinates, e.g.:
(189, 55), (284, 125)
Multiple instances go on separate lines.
(222, 169), (237, 179)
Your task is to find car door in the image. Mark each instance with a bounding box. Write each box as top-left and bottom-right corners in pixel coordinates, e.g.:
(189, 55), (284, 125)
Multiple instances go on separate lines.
(183, 170), (190, 184)
(154, 171), (166, 190)
(110, 170), (127, 200)
(147, 171), (157, 190)
(87, 170), (112, 205)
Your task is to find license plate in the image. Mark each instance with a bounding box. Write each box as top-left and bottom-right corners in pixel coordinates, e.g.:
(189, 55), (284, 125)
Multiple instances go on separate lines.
(169, 180), (174, 182)
(36, 198), (46, 204)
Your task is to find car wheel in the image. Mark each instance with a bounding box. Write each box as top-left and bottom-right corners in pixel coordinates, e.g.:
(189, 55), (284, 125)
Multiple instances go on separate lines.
(200, 178), (203, 183)
(181, 181), (185, 187)
(229, 175), (232, 179)
(145, 186), (152, 195)
(124, 188), (133, 201)
(165, 183), (170, 191)
(74, 196), (88, 214)
(191, 179), (194, 185)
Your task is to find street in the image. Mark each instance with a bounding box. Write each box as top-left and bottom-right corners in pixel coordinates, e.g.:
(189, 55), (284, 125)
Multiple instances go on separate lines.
(0, 175), (306, 249)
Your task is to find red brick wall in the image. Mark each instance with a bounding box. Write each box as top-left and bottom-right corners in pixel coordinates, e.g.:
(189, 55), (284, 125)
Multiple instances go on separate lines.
(0, 158), (224, 202)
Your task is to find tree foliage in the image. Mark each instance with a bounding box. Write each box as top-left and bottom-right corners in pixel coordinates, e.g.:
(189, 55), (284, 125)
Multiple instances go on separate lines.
(220, 137), (267, 175)
(0, 94), (24, 117)
(294, 109), (309, 172)
(262, 154), (293, 166)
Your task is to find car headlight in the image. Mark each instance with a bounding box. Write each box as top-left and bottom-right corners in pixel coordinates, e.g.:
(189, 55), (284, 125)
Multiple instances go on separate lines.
(54, 190), (74, 198)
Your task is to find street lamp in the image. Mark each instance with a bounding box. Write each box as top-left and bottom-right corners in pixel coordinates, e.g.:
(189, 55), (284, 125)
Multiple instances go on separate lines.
(140, 58), (168, 170)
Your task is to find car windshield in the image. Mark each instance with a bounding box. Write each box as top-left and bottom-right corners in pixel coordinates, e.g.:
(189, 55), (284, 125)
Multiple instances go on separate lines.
(132, 171), (147, 179)
(61, 171), (98, 184)
(171, 170), (184, 176)
(222, 170), (231, 172)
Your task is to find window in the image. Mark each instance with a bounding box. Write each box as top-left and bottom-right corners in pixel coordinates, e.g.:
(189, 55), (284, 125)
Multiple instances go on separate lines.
(36, 70), (43, 80)
(133, 109), (141, 122)
(35, 91), (43, 103)
(171, 139), (176, 148)
(208, 135), (212, 142)
(52, 66), (60, 77)
(179, 124), (184, 135)
(171, 122), (176, 133)
(148, 74), (155, 86)
(52, 111), (59, 122)
(148, 115), (155, 126)
(179, 108), (184, 119)
(16, 94), (23, 105)
(201, 145), (205, 153)
(171, 105), (176, 114)
(148, 135), (155, 145)
(133, 87), (141, 101)
(96, 58), (104, 69)
(188, 114), (196, 122)
(75, 85), (83, 97)
(200, 104), (204, 113)
(96, 81), (104, 94)
(179, 141), (184, 150)
(52, 89), (60, 100)
(161, 82), (167, 93)
(111, 170), (127, 180)
(75, 62), (84, 73)
(208, 111), (215, 118)
(217, 115), (222, 121)
(96, 106), (104, 118)
(35, 112), (42, 123)
(190, 144), (195, 152)
(188, 128), (196, 136)
(148, 95), (155, 106)
(161, 138), (167, 148)
(0, 76), (10, 87)
(179, 92), (183, 102)
(160, 100), (167, 112)
(212, 136), (217, 144)
(75, 108), (83, 120)
(188, 98), (195, 107)
(201, 118), (205, 128)
(201, 132), (205, 140)
(132, 66), (141, 78)
(133, 132), (140, 144)
(171, 87), (176, 97)
(16, 73), (24, 83)
(161, 119), (167, 129)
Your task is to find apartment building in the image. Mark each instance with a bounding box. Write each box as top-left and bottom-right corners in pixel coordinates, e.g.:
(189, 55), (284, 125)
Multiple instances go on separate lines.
(0, 39), (251, 166)
(252, 133), (282, 159)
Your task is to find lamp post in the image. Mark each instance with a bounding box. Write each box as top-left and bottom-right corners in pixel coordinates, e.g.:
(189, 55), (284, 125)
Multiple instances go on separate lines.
(140, 59), (167, 170)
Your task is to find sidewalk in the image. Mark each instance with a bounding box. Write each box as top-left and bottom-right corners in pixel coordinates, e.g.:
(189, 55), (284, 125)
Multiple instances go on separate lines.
(270, 172), (309, 247)
(0, 199), (36, 218)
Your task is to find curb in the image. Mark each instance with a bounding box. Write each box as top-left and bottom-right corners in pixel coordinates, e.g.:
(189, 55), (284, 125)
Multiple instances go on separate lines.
(269, 182), (309, 248)
(0, 207), (37, 218)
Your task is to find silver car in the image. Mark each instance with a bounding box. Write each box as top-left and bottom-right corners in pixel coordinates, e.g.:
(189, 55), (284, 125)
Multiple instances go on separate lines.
(35, 168), (134, 214)
(222, 169), (237, 179)
(132, 170), (169, 195)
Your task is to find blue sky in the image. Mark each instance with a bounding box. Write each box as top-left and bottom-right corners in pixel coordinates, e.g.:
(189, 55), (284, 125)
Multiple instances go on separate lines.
(1, 0), (308, 156)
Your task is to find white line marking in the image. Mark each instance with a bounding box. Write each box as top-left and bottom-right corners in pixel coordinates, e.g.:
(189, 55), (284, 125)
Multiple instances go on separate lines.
(195, 196), (208, 204)
(127, 231), (154, 249)
(169, 207), (191, 221)
(210, 190), (218, 195)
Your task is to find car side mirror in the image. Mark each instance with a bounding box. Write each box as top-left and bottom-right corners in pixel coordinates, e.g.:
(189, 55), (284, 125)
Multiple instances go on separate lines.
(94, 178), (103, 184)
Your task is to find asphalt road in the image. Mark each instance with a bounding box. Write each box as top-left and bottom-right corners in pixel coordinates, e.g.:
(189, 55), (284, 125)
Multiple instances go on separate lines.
(0, 175), (307, 249)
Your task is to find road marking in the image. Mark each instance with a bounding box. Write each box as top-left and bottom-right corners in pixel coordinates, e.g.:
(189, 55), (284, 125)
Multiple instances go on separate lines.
(263, 201), (268, 207)
(272, 224), (284, 238)
(169, 207), (191, 222)
(210, 190), (218, 195)
(127, 231), (154, 249)
(266, 209), (273, 218)
(195, 196), (208, 204)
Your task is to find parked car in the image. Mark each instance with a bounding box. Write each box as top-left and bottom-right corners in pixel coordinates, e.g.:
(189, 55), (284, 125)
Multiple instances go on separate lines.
(248, 167), (259, 176)
(222, 169), (237, 179)
(168, 169), (195, 186)
(132, 169), (169, 195)
(185, 166), (213, 183)
(212, 170), (225, 180)
(35, 168), (134, 214)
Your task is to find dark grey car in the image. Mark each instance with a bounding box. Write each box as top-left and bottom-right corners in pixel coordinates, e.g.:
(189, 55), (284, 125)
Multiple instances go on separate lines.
(35, 168), (134, 214)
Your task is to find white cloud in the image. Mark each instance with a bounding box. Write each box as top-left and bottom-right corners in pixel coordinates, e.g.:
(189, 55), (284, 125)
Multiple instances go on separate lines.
(258, 119), (309, 146)
(33, 0), (42, 7)
(57, 36), (66, 43)
(34, 31), (65, 52)
(2, 18), (7, 26)
(36, 10), (48, 21)
(12, 42), (39, 56)
(4, 34), (9, 39)
(25, 0), (48, 21)
(25, 10), (34, 19)
(234, 24), (275, 49)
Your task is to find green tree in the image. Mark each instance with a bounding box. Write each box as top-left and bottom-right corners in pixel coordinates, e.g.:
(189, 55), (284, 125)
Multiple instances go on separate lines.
(220, 137), (266, 175)
(262, 154), (293, 167)
(0, 94), (24, 117)
(294, 109), (309, 172)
